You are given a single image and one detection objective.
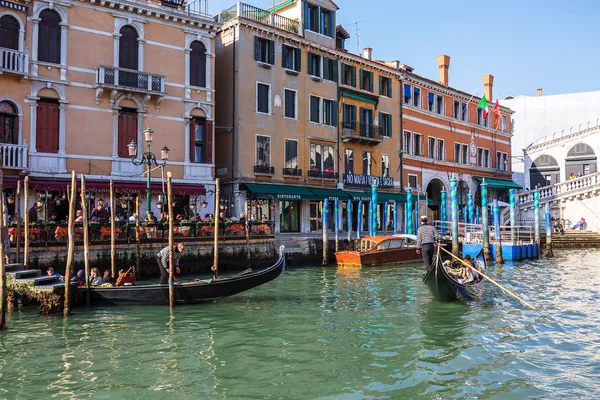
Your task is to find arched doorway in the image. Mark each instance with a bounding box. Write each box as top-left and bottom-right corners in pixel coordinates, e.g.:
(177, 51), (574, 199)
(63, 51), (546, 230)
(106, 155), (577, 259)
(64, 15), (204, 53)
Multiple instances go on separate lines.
(565, 143), (596, 178)
(530, 154), (559, 188)
(426, 178), (445, 220)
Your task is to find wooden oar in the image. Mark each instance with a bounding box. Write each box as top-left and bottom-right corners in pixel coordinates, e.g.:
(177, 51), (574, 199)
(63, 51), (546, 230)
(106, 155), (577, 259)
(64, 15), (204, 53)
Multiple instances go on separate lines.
(439, 246), (537, 310)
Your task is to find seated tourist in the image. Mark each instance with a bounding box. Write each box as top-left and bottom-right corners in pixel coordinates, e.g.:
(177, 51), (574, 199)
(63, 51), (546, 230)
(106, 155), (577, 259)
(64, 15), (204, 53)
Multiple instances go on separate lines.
(89, 267), (103, 286)
(101, 270), (115, 285)
(71, 269), (85, 285)
(74, 210), (84, 222)
(47, 267), (60, 277)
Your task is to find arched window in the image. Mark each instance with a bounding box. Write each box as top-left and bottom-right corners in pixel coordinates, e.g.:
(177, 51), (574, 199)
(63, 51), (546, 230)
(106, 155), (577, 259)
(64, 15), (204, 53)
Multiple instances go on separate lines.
(119, 26), (139, 70)
(0, 15), (20, 50)
(567, 143), (595, 158)
(0, 101), (18, 144)
(38, 10), (61, 64)
(189, 41), (206, 87)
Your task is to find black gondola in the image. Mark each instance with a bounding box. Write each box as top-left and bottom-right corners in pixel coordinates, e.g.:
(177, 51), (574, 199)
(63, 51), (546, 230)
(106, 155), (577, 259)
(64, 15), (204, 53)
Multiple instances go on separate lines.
(81, 246), (286, 306)
(423, 245), (485, 302)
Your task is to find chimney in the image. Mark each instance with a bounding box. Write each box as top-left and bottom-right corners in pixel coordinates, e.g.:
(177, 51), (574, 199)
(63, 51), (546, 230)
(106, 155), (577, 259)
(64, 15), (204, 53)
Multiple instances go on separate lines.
(537, 88), (543, 96)
(363, 47), (372, 60)
(483, 74), (494, 101)
(436, 55), (450, 87)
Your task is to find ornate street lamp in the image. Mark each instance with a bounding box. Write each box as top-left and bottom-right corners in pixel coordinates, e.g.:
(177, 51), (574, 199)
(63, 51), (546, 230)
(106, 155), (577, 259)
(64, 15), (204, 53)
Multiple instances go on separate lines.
(128, 126), (170, 215)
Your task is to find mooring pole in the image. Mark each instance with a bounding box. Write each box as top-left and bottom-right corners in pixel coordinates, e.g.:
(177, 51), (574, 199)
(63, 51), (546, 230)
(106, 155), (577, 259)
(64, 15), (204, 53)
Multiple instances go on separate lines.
(322, 199), (329, 265)
(450, 175), (459, 255)
(213, 178), (220, 278)
(481, 179), (491, 261)
(356, 200), (362, 239)
(23, 176), (29, 267)
(334, 198), (339, 252)
(135, 198), (141, 276)
(167, 171), (175, 308)
(493, 199), (504, 264)
(81, 175), (91, 307)
(545, 202), (554, 258)
(534, 189), (540, 258)
(15, 180), (20, 264)
(0, 165), (6, 331)
(509, 189), (517, 245)
(467, 193), (474, 224)
(63, 171), (77, 317)
(393, 201), (397, 235)
(440, 186), (447, 236)
(383, 201), (388, 234)
(245, 200), (251, 266)
(406, 187), (413, 235)
(347, 200), (352, 242)
(109, 179), (116, 278)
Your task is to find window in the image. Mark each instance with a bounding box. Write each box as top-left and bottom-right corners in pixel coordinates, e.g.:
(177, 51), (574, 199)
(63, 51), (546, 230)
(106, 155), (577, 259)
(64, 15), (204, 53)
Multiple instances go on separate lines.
(453, 100), (460, 119)
(323, 99), (335, 126)
(256, 83), (270, 114)
(437, 139), (444, 161)
(484, 149), (490, 168)
(344, 149), (354, 174)
(0, 101), (18, 144)
(436, 95), (444, 114)
(322, 57), (337, 82)
(190, 118), (213, 163)
(379, 112), (392, 137)
(454, 143), (461, 163)
(503, 153), (509, 171)
(256, 135), (271, 166)
(308, 52), (322, 78)
(380, 76), (392, 97)
(404, 83), (412, 104)
(320, 8), (333, 37)
(310, 95), (320, 123)
(501, 115), (507, 132)
(306, 3), (318, 32)
(343, 104), (356, 126)
(461, 103), (468, 122)
(428, 137), (436, 159)
(38, 10), (61, 64)
(413, 87), (421, 107)
(117, 107), (136, 158)
(282, 44), (301, 72)
(408, 175), (418, 190)
(362, 151), (372, 175)
(254, 36), (274, 65)
(413, 133), (422, 156)
(477, 108), (483, 125)
(305, 2), (335, 37)
(403, 131), (412, 155)
(0, 15), (20, 50)
(37, 99), (59, 153)
(323, 145), (334, 173)
(342, 63), (356, 86)
(381, 154), (390, 177)
(285, 139), (298, 169)
(190, 41), (206, 87)
(310, 143), (335, 173)
(284, 89), (297, 119)
(462, 144), (468, 164)
(427, 92), (435, 111)
(119, 26), (138, 70)
(477, 148), (483, 167)
(360, 69), (373, 92)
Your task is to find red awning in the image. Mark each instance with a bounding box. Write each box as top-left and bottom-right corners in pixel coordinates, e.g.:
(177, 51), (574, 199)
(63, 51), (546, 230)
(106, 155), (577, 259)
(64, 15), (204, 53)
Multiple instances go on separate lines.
(7, 178), (205, 196)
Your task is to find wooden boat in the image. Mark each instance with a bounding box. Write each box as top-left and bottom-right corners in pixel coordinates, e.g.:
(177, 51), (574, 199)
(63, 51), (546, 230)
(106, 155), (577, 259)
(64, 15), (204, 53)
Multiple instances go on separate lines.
(335, 234), (420, 267)
(423, 245), (485, 302)
(81, 245), (286, 305)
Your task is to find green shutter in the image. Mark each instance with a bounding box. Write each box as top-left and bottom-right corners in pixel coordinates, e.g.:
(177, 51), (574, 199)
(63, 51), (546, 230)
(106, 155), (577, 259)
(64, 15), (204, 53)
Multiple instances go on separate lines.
(323, 58), (330, 80)
(329, 11), (335, 38)
(351, 66), (356, 87)
(388, 114), (392, 137)
(388, 78), (392, 97)
(379, 75), (383, 95)
(303, 1), (309, 29)
(369, 71), (373, 92)
(332, 59), (338, 82)
(254, 36), (260, 61)
(332, 100), (338, 125)
(307, 53), (313, 75)
(295, 48), (301, 72)
(268, 40), (275, 65)
(281, 44), (287, 68)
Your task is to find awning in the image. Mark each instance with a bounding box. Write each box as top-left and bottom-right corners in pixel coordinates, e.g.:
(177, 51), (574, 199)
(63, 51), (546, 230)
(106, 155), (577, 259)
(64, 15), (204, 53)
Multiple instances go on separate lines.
(12, 178), (206, 195)
(243, 183), (315, 200)
(340, 90), (378, 105)
(309, 188), (350, 201)
(344, 190), (374, 202)
(344, 190), (407, 204)
(474, 177), (522, 189)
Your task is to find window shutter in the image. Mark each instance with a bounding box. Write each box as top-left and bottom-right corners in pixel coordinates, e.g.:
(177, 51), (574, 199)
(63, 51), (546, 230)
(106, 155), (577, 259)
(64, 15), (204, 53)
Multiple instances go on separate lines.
(329, 11), (335, 38)
(388, 115), (392, 137)
(268, 40), (275, 65)
(189, 120), (195, 162)
(281, 44), (287, 68)
(204, 120), (213, 164)
(351, 66), (356, 87)
(295, 48), (301, 72)
(307, 53), (313, 76)
(369, 72), (373, 92)
(378, 112), (383, 134)
(38, 24), (50, 62)
(332, 60), (338, 82)
(379, 76), (383, 95)
(254, 36), (260, 61)
(388, 79), (392, 98)
(332, 101), (338, 126)
(36, 100), (59, 153)
(303, 1), (309, 29)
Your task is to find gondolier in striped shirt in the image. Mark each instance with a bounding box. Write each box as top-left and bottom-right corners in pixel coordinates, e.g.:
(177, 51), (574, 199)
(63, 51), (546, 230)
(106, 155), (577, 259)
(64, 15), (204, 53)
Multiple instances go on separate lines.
(416, 215), (440, 270)
(156, 243), (185, 284)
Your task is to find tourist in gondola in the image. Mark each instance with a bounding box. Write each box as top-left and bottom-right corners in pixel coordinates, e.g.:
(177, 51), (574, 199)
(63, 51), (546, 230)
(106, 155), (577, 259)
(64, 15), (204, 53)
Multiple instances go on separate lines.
(156, 242), (185, 285)
(89, 268), (103, 286)
(416, 215), (440, 270)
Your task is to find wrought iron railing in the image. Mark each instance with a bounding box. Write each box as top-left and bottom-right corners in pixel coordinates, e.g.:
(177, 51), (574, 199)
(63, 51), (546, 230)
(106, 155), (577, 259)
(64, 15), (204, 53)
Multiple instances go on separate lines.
(341, 121), (382, 141)
(308, 170), (338, 179)
(0, 143), (28, 170)
(283, 168), (302, 177)
(254, 164), (275, 174)
(96, 65), (165, 93)
(0, 47), (28, 75)
(161, 0), (183, 7)
(216, 2), (300, 34)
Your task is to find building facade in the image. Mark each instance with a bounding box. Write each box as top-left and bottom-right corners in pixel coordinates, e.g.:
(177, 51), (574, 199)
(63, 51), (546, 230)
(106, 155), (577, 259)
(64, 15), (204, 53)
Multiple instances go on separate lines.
(0, 0), (217, 220)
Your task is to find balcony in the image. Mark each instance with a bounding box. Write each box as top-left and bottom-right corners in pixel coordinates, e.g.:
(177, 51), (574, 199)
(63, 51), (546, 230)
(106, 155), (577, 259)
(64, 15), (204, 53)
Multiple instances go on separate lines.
(216, 3), (300, 34)
(1, 143), (28, 170)
(308, 169), (338, 180)
(0, 48), (29, 76)
(95, 65), (166, 106)
(160, 0), (183, 8)
(283, 168), (302, 177)
(254, 164), (275, 175)
(341, 121), (383, 146)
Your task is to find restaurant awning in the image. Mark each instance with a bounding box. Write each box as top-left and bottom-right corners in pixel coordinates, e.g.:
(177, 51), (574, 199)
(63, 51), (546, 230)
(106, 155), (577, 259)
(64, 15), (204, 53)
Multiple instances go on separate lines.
(243, 183), (316, 200)
(344, 190), (408, 204)
(309, 188), (350, 201)
(474, 177), (522, 190)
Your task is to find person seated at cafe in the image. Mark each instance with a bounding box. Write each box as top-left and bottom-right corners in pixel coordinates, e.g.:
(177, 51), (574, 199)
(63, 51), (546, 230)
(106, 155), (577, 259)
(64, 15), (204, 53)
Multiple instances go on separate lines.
(28, 203), (39, 223)
(190, 212), (199, 222)
(47, 212), (58, 223)
(47, 267), (60, 277)
(146, 212), (158, 223)
(262, 214), (269, 223)
(176, 214), (184, 223)
(74, 210), (84, 222)
(160, 212), (169, 223)
(91, 204), (108, 221)
(128, 213), (138, 223)
(89, 267), (103, 286)
(101, 269), (115, 285)
(239, 213), (246, 224)
(553, 221), (564, 235)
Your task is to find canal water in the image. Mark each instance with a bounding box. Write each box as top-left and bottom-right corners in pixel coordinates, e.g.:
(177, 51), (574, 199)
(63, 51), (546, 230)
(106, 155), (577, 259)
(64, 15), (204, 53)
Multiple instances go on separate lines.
(1, 249), (599, 399)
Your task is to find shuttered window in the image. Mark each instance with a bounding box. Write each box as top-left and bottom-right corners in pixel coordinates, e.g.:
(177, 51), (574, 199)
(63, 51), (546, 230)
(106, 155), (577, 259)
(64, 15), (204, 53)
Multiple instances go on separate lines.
(256, 83), (270, 114)
(117, 108), (137, 158)
(190, 118), (213, 163)
(38, 10), (61, 64)
(254, 36), (274, 65)
(36, 99), (59, 153)
(342, 63), (356, 87)
(190, 41), (206, 87)
(0, 101), (18, 144)
(282, 44), (301, 72)
(0, 15), (20, 50)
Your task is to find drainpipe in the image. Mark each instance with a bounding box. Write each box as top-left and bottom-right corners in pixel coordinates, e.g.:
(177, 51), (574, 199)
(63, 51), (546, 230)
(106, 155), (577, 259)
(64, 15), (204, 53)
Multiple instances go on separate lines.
(398, 74), (404, 189)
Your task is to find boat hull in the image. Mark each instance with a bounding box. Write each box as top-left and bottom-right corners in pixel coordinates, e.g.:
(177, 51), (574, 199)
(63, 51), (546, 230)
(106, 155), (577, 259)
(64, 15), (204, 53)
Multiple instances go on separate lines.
(423, 250), (483, 302)
(335, 248), (420, 267)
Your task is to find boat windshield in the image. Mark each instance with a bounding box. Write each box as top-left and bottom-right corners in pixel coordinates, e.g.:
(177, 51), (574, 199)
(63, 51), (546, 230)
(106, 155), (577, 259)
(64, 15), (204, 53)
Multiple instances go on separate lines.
(402, 237), (416, 247)
(360, 240), (376, 252)
(376, 239), (403, 250)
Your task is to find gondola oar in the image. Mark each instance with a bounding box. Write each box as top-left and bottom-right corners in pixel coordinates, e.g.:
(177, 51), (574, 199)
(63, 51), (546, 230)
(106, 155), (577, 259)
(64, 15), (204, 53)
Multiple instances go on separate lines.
(439, 246), (537, 310)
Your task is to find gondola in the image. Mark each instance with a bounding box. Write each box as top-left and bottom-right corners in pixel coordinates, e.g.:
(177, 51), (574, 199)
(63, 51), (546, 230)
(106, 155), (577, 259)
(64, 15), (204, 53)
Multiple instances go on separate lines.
(81, 245), (286, 306)
(423, 244), (485, 302)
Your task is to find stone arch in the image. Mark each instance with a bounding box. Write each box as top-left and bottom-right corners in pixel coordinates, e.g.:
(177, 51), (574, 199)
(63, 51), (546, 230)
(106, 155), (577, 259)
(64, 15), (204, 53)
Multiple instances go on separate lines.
(530, 154), (560, 188)
(31, 81), (67, 101)
(184, 103), (212, 120)
(565, 142), (597, 178)
(425, 177), (445, 219)
(0, 96), (23, 116)
(0, 11), (25, 32)
(114, 19), (144, 38)
(185, 34), (211, 52)
(33, 2), (68, 23)
(566, 142), (595, 158)
(112, 93), (145, 112)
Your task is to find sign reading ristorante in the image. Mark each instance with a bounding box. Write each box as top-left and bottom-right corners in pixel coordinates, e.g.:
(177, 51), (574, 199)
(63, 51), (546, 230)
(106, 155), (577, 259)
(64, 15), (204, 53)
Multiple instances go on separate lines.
(343, 173), (394, 188)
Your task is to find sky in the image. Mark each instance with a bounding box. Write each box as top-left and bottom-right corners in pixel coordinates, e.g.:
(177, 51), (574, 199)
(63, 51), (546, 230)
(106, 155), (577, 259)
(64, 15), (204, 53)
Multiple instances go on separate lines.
(207, 0), (600, 99)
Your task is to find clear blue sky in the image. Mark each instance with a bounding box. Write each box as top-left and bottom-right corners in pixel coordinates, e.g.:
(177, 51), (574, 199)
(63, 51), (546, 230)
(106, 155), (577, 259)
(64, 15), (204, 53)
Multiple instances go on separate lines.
(208, 0), (600, 98)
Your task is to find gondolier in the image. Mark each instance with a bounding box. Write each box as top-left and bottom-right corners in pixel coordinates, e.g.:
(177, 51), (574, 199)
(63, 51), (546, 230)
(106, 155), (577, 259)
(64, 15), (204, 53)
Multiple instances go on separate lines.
(416, 215), (440, 270)
(156, 243), (185, 284)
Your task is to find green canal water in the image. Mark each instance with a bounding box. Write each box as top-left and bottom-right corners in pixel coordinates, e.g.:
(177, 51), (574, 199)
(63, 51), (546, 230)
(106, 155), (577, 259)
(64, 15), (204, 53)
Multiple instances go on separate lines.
(1, 249), (599, 399)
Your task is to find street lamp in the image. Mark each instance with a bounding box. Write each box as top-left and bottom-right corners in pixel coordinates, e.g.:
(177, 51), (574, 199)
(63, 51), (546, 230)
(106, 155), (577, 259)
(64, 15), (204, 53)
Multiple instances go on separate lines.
(128, 126), (170, 216)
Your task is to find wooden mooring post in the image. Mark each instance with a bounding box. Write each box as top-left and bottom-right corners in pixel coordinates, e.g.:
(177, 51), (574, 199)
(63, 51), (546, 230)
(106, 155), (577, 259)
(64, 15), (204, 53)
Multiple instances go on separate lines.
(110, 180), (116, 278)
(245, 200), (251, 266)
(167, 172), (175, 308)
(0, 165), (7, 330)
(81, 175), (91, 307)
(15, 180), (20, 264)
(23, 176), (29, 267)
(213, 178), (220, 279)
(63, 171), (77, 317)
(135, 197), (141, 274)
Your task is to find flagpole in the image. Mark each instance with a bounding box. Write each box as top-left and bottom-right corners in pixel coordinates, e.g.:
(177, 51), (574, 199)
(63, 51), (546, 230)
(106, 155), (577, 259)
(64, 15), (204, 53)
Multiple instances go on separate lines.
(462, 88), (479, 119)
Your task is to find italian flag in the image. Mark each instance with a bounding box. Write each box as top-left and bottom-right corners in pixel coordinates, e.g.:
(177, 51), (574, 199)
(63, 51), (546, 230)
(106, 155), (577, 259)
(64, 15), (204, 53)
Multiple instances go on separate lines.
(478, 95), (488, 119)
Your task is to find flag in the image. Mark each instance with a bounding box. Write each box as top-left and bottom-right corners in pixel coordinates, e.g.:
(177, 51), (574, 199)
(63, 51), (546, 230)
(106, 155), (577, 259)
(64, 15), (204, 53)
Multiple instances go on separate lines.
(492, 100), (501, 128)
(478, 95), (488, 119)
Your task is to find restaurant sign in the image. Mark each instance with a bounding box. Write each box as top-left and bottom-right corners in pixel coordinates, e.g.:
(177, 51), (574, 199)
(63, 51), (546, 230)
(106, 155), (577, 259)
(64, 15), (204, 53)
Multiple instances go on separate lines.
(343, 173), (394, 188)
